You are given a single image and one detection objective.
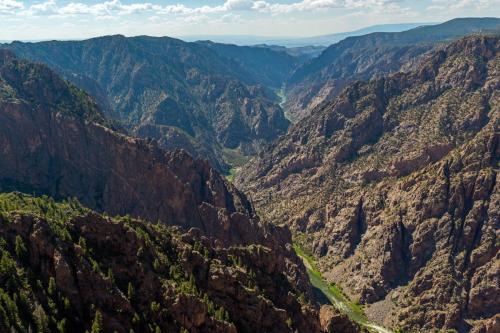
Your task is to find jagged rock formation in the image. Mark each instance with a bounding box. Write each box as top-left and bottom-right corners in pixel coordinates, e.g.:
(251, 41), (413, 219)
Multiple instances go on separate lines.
(0, 50), (332, 332)
(319, 305), (365, 333)
(285, 17), (500, 120)
(0, 192), (322, 333)
(0, 48), (266, 245)
(3, 35), (293, 172)
(237, 35), (500, 332)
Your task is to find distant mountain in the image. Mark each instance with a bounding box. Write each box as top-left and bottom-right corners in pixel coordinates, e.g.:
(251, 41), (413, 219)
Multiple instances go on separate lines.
(237, 35), (500, 332)
(180, 23), (433, 47)
(196, 40), (301, 88)
(2, 35), (298, 172)
(253, 44), (327, 61)
(286, 17), (500, 120)
(0, 50), (338, 332)
(270, 23), (434, 47)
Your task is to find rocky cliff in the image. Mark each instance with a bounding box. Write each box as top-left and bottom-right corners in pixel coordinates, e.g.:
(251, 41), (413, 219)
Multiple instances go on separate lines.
(237, 35), (499, 332)
(0, 50), (331, 332)
(3, 35), (293, 172)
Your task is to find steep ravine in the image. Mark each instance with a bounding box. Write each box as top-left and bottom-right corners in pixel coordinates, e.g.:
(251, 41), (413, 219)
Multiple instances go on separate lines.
(277, 86), (297, 123)
(294, 244), (393, 333)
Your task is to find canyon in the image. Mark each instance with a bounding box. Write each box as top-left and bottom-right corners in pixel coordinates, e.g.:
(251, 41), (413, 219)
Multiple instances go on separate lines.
(1, 17), (499, 333)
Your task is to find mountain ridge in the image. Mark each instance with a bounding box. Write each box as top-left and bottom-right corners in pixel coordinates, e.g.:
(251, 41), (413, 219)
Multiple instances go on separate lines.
(2, 35), (295, 173)
(285, 17), (500, 120)
(237, 34), (499, 332)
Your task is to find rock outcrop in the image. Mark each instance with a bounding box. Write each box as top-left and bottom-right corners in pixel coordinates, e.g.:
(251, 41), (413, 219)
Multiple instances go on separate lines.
(237, 35), (500, 332)
(0, 192), (321, 333)
(319, 305), (365, 333)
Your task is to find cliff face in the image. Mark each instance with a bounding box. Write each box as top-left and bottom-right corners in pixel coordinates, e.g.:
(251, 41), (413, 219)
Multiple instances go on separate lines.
(285, 18), (500, 120)
(237, 35), (499, 332)
(0, 193), (321, 333)
(4, 36), (292, 172)
(0, 51), (326, 332)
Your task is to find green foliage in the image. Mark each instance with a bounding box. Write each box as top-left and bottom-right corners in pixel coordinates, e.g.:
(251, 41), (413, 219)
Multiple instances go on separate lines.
(90, 310), (103, 333)
(107, 268), (114, 283)
(0, 250), (16, 279)
(78, 237), (87, 254)
(91, 259), (100, 273)
(62, 297), (71, 311)
(297, 292), (306, 304)
(132, 313), (140, 325)
(293, 242), (393, 332)
(14, 235), (27, 260)
(180, 274), (198, 295)
(214, 306), (230, 322)
(150, 301), (160, 313)
(0, 192), (242, 332)
(33, 303), (49, 333)
(48, 277), (56, 296)
(127, 282), (134, 301)
(229, 254), (243, 268)
(57, 318), (67, 333)
(153, 258), (160, 271)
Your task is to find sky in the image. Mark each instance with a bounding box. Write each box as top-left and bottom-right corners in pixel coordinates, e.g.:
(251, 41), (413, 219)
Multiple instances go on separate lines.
(0, 0), (499, 40)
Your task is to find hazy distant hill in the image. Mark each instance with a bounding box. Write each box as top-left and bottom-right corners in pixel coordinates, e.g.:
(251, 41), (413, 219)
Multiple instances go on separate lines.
(268, 23), (434, 47)
(196, 40), (300, 88)
(180, 23), (432, 47)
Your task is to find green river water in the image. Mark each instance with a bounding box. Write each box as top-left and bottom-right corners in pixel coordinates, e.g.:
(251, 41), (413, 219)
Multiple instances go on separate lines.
(294, 245), (393, 333)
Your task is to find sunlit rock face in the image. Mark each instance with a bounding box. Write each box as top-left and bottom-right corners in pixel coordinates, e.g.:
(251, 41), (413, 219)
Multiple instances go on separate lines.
(237, 35), (500, 332)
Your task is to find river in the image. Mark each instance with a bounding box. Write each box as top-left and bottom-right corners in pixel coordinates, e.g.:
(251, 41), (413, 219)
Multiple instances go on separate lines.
(294, 245), (393, 333)
(277, 87), (297, 123)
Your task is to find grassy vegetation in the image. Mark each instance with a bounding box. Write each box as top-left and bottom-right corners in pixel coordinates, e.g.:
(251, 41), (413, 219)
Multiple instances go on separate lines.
(223, 148), (251, 182)
(223, 148), (251, 167)
(226, 168), (238, 183)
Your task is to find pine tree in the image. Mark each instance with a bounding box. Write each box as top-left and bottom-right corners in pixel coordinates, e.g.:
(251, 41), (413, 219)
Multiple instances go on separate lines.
(127, 282), (134, 301)
(48, 277), (56, 296)
(90, 310), (103, 333)
(14, 236), (27, 260)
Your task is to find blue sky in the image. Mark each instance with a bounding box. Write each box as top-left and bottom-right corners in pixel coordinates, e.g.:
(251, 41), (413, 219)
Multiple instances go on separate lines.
(0, 0), (499, 40)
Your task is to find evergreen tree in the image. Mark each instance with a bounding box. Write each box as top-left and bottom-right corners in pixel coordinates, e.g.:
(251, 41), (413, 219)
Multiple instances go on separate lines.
(90, 310), (103, 333)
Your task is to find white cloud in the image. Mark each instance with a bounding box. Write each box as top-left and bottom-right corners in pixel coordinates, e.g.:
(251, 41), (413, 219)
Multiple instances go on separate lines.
(0, 0), (23, 13)
(429, 0), (500, 10)
(17, 0), (409, 18)
(224, 0), (255, 11)
(3, 0), (498, 19)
